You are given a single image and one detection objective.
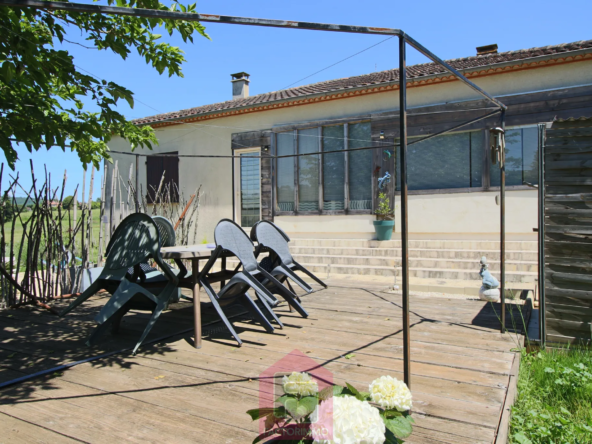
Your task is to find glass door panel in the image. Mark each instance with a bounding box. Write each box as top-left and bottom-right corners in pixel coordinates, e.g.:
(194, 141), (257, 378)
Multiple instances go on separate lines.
(237, 149), (261, 227)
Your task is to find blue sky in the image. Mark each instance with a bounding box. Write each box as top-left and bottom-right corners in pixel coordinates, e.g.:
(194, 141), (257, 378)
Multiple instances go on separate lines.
(5, 0), (591, 198)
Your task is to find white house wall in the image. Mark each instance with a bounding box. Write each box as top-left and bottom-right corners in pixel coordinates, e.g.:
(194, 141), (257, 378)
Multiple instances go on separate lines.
(106, 60), (592, 241)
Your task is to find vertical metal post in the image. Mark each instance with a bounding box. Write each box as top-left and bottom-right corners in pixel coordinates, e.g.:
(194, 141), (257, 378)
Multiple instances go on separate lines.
(399, 35), (411, 388)
(232, 150), (236, 222)
(135, 154), (139, 212)
(500, 111), (506, 333)
(538, 123), (546, 345)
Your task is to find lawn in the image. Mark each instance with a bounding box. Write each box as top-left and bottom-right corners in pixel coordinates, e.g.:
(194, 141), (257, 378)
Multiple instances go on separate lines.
(3, 208), (103, 270)
(510, 347), (592, 443)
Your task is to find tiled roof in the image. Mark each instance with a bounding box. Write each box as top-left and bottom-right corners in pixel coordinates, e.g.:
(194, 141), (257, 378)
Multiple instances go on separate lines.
(134, 39), (592, 125)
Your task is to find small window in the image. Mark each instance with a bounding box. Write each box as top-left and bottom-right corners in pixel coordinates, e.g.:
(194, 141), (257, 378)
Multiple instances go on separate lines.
(146, 152), (179, 203)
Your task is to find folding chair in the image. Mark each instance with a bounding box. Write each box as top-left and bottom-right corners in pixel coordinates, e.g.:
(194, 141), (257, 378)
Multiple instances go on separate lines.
(60, 213), (179, 354)
(199, 219), (308, 346)
(251, 220), (327, 293)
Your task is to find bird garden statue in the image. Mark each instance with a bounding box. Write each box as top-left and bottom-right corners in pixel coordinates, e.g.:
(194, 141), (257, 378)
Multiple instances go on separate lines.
(478, 256), (500, 302)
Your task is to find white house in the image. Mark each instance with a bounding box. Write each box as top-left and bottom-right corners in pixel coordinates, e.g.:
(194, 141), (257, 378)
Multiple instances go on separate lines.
(106, 39), (592, 244)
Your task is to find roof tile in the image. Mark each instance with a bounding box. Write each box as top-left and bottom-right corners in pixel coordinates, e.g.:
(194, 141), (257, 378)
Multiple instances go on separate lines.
(133, 39), (592, 125)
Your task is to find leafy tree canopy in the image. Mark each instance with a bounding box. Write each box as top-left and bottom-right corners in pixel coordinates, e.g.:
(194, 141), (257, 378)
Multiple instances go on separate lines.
(0, 0), (209, 169)
(62, 194), (74, 209)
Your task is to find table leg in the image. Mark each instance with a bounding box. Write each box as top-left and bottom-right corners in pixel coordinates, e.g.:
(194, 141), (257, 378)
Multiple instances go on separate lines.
(220, 256), (226, 290)
(192, 258), (201, 349)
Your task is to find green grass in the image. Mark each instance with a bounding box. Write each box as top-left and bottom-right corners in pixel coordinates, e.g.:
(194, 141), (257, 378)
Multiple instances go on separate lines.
(510, 347), (592, 443)
(3, 209), (103, 269)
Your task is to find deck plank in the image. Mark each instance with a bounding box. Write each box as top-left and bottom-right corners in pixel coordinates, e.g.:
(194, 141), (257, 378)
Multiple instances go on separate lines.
(0, 281), (521, 443)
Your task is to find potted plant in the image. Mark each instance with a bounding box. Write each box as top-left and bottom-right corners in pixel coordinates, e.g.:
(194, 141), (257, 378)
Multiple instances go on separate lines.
(374, 192), (395, 241)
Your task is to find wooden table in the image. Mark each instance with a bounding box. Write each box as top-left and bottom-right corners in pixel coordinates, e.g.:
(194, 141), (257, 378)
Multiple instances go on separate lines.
(160, 244), (218, 349)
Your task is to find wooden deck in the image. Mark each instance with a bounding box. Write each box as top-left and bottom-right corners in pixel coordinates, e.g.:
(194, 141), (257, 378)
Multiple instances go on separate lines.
(0, 281), (528, 443)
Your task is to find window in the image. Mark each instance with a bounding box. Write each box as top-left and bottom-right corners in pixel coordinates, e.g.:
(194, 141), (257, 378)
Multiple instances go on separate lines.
(396, 132), (483, 191)
(275, 122), (372, 213)
(146, 152), (179, 203)
(323, 125), (345, 210)
(277, 132), (295, 211)
(298, 128), (320, 211)
(348, 122), (373, 209)
(239, 151), (261, 227)
(490, 126), (538, 186)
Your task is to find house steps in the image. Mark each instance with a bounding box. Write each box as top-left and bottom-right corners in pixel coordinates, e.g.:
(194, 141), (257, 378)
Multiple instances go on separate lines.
(286, 239), (537, 285)
(221, 238), (537, 294)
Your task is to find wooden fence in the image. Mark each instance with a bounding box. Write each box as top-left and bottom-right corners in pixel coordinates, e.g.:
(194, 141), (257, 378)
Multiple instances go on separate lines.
(543, 118), (592, 344)
(0, 161), (201, 309)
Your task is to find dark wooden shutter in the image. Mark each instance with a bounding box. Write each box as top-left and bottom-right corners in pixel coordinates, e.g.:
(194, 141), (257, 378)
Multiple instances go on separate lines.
(146, 152), (179, 203)
(163, 154), (179, 203)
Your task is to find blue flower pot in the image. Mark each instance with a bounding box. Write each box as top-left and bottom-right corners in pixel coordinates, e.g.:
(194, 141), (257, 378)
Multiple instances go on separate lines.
(373, 220), (395, 241)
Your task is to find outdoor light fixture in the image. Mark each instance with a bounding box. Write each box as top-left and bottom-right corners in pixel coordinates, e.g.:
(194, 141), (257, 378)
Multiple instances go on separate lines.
(380, 130), (385, 139)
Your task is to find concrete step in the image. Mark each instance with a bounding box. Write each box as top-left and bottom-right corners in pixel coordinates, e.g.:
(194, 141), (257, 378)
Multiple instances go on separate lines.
(290, 238), (538, 251)
(290, 254), (537, 273)
(223, 258), (535, 284)
(299, 262), (536, 283)
(289, 246), (537, 261)
(318, 274), (534, 297)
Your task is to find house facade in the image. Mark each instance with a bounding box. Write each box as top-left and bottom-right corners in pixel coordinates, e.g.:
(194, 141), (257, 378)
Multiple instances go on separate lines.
(106, 40), (592, 242)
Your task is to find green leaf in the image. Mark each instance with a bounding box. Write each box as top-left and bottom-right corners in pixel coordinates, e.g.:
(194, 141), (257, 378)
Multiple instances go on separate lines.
(358, 391), (370, 401)
(345, 353), (355, 359)
(345, 382), (361, 398)
(298, 396), (318, 416)
(384, 417), (413, 439)
(333, 385), (344, 396)
(276, 394), (294, 406)
(513, 432), (532, 444)
(384, 428), (400, 444)
(246, 408), (276, 421)
(252, 430), (277, 444)
(284, 397), (298, 417)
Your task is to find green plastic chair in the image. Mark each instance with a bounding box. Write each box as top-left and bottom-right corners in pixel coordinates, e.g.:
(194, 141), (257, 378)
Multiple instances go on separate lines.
(60, 213), (179, 354)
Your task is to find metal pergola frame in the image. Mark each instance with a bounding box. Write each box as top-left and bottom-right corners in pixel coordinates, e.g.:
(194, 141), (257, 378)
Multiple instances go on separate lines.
(2, 0), (509, 387)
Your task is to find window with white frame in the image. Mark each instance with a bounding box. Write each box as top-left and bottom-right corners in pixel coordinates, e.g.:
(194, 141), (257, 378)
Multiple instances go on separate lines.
(276, 122), (372, 213)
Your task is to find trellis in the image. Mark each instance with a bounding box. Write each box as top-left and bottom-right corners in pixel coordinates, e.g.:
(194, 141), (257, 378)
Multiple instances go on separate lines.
(1, 0), (510, 387)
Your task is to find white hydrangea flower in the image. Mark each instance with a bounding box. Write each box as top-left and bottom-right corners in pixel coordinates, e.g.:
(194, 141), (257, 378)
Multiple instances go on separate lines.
(312, 395), (386, 444)
(369, 375), (412, 412)
(282, 372), (319, 396)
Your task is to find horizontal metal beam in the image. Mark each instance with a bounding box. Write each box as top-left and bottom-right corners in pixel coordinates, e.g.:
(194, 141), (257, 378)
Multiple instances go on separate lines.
(1, 1), (507, 113)
(402, 33), (507, 111)
(0, 0), (402, 36)
(407, 108), (502, 146)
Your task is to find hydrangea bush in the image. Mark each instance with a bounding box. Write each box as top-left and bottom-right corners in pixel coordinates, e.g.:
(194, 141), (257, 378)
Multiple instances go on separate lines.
(247, 372), (414, 444)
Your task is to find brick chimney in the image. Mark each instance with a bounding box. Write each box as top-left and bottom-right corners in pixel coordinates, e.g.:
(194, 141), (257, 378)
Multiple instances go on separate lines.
(476, 44), (498, 56)
(231, 72), (250, 100)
